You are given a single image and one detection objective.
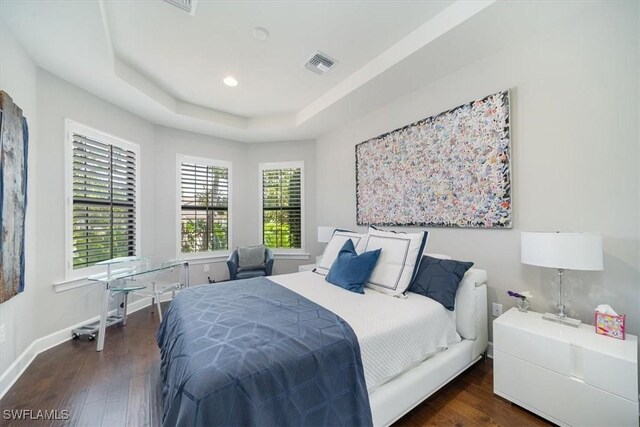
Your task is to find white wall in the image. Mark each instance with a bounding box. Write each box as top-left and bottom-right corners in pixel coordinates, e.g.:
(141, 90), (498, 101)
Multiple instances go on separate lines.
(0, 65), (318, 382)
(315, 2), (639, 337)
(153, 127), (247, 285)
(0, 26), (39, 379)
(245, 140), (318, 275)
(31, 69), (157, 339)
(0, 32), (159, 387)
(154, 127), (317, 285)
(25, 72), (318, 347)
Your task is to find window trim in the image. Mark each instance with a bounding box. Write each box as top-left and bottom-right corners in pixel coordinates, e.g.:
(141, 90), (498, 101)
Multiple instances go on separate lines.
(258, 161), (305, 253)
(64, 119), (141, 280)
(176, 154), (233, 260)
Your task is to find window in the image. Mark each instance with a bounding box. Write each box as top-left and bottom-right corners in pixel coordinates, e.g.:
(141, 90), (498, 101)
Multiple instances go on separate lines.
(67, 121), (139, 273)
(260, 162), (304, 250)
(178, 156), (231, 255)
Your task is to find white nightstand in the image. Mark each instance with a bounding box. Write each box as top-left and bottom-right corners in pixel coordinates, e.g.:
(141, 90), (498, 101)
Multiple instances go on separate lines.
(298, 263), (316, 272)
(494, 308), (638, 427)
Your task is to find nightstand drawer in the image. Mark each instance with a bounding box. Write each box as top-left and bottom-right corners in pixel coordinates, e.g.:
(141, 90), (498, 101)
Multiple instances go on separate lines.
(494, 319), (571, 376)
(582, 347), (638, 401)
(495, 350), (638, 427)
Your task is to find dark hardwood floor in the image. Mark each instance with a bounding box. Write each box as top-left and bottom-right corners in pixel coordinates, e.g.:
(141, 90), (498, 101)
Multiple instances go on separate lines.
(0, 304), (551, 426)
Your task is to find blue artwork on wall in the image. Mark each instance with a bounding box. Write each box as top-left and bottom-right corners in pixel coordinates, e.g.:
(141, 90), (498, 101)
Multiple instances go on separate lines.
(0, 91), (29, 303)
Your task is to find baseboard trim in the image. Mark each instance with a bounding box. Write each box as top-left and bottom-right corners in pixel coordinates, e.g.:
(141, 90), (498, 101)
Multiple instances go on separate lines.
(0, 294), (171, 400)
(487, 341), (493, 359)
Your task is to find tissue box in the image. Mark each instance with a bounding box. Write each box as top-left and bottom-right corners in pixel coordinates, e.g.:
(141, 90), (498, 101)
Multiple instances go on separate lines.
(595, 312), (625, 340)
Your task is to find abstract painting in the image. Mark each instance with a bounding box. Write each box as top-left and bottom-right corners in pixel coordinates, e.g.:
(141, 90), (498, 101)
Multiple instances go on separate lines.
(356, 90), (511, 228)
(0, 91), (29, 303)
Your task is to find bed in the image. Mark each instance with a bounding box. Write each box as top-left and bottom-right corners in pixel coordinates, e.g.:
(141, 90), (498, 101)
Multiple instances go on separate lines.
(157, 265), (487, 426)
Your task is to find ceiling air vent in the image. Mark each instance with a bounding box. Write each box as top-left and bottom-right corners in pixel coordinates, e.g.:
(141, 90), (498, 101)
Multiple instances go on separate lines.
(304, 52), (336, 75)
(163, 0), (197, 15)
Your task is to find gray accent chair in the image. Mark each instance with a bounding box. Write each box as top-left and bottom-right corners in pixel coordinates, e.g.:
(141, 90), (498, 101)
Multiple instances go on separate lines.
(227, 247), (274, 280)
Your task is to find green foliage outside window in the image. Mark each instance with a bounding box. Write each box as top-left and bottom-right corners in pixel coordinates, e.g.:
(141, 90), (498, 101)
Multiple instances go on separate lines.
(181, 215), (228, 253)
(262, 167), (302, 249)
(180, 162), (229, 253)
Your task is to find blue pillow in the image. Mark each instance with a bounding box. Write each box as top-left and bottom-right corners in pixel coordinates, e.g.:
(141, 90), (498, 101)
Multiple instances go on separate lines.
(408, 255), (474, 310)
(326, 240), (381, 294)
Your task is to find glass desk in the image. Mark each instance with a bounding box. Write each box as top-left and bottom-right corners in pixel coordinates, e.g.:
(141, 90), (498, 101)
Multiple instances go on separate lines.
(73, 257), (189, 351)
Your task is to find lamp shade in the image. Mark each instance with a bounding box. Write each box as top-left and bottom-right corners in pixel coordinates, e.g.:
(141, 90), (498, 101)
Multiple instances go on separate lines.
(521, 232), (603, 271)
(317, 226), (336, 243)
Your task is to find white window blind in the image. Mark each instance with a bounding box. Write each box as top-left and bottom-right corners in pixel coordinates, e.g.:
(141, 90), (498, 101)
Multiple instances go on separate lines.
(72, 134), (136, 269)
(262, 167), (302, 249)
(180, 162), (229, 253)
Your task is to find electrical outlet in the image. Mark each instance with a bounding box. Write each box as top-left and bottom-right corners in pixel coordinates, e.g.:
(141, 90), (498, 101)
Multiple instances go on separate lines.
(0, 324), (5, 344)
(203, 264), (210, 272)
(492, 303), (503, 317)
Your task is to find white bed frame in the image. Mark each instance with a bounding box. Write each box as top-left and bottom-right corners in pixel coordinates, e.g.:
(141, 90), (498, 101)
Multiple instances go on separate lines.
(369, 268), (489, 426)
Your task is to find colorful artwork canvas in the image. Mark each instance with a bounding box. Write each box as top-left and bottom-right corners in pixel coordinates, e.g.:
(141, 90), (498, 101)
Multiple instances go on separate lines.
(0, 91), (29, 303)
(356, 90), (511, 228)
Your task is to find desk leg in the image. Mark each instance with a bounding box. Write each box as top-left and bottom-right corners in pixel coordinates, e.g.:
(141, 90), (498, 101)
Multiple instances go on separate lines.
(97, 287), (109, 352)
(122, 292), (129, 326)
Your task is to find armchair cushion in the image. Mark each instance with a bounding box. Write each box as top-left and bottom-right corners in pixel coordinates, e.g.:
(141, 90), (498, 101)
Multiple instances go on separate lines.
(236, 270), (267, 280)
(238, 245), (266, 271)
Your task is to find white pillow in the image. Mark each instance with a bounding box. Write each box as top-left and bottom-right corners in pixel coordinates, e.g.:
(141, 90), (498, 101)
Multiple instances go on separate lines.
(316, 230), (367, 276)
(363, 227), (429, 296)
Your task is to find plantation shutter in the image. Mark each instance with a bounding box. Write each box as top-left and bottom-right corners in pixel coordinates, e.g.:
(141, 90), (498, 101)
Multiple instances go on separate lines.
(262, 167), (302, 249)
(72, 134), (136, 269)
(180, 163), (229, 253)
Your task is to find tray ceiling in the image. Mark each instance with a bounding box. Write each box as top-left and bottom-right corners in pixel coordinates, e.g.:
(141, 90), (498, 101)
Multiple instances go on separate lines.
(0, 0), (601, 142)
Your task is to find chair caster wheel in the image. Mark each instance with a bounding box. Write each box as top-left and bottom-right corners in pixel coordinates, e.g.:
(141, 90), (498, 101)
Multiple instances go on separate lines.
(72, 333), (79, 340)
(88, 334), (96, 341)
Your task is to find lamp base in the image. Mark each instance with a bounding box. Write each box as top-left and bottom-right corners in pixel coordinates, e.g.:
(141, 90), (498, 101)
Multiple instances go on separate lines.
(542, 312), (582, 328)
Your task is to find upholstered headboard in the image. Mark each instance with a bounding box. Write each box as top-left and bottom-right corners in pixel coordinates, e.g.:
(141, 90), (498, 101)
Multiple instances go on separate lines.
(455, 268), (489, 360)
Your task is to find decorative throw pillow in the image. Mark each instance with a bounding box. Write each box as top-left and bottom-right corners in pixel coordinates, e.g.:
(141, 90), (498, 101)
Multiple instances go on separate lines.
(238, 245), (266, 270)
(408, 255), (474, 310)
(424, 253), (452, 260)
(363, 227), (428, 296)
(326, 240), (381, 294)
(316, 230), (367, 276)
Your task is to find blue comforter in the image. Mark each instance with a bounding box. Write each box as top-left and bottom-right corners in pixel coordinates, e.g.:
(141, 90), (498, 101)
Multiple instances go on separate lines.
(157, 277), (372, 426)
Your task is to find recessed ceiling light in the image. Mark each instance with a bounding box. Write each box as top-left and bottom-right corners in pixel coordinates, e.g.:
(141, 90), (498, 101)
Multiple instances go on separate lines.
(252, 27), (269, 41)
(223, 76), (238, 87)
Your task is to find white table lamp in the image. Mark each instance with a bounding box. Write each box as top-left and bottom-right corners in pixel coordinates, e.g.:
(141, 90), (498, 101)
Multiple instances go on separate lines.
(521, 231), (603, 327)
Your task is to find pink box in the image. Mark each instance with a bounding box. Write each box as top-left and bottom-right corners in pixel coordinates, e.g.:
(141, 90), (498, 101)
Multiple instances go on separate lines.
(595, 312), (625, 340)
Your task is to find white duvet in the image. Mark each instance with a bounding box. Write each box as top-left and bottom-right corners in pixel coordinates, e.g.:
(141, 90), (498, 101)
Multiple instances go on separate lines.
(270, 271), (461, 392)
